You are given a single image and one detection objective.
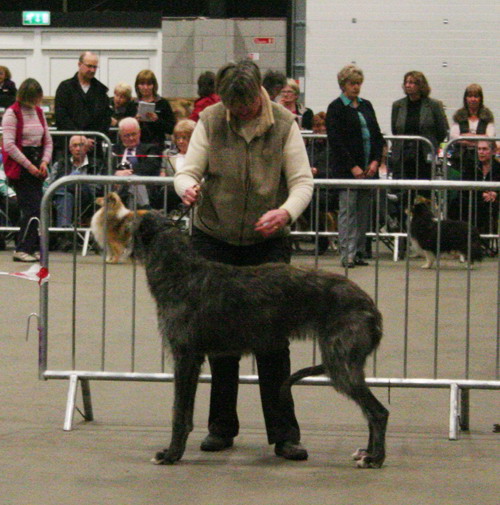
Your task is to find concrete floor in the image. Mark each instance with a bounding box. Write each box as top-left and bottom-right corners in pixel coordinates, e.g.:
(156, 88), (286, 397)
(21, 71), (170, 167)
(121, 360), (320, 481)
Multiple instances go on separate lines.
(0, 246), (498, 505)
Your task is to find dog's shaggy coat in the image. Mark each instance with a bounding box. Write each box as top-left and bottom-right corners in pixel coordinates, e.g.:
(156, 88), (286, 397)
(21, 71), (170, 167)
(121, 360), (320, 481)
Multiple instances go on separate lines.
(133, 212), (388, 467)
(410, 200), (483, 269)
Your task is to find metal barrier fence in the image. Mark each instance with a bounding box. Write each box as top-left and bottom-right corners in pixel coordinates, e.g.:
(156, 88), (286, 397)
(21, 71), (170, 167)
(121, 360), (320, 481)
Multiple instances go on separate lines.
(0, 131), (436, 246)
(37, 176), (500, 439)
(0, 130), (182, 248)
(293, 134), (438, 261)
(0, 131), (114, 248)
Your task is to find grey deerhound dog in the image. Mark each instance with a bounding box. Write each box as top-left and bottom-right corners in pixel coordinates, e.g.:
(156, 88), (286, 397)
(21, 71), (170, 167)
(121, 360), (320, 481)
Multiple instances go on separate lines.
(133, 212), (389, 467)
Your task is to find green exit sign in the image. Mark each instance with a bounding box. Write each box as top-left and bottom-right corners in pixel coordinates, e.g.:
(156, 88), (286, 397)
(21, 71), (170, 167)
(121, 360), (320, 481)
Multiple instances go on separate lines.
(22, 11), (51, 26)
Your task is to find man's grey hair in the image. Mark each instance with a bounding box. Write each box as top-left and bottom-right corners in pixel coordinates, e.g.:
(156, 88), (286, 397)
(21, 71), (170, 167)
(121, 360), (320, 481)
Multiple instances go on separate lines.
(216, 59), (262, 108)
(118, 117), (140, 132)
(69, 135), (89, 148)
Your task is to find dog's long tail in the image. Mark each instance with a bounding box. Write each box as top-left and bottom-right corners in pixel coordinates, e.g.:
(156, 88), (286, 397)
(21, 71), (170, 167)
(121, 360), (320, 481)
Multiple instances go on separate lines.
(279, 365), (326, 410)
(472, 232), (483, 263)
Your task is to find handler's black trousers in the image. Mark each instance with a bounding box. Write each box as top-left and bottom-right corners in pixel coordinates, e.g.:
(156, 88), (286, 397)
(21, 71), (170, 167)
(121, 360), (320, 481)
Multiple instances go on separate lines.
(191, 227), (301, 445)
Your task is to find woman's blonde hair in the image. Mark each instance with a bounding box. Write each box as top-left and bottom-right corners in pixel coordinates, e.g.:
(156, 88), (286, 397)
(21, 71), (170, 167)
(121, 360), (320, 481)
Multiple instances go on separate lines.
(173, 119), (196, 138)
(285, 78), (300, 96)
(114, 82), (132, 101)
(337, 65), (364, 90)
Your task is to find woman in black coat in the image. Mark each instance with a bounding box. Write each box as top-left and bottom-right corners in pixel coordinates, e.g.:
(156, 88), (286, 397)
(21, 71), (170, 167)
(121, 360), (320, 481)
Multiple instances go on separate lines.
(326, 64), (384, 268)
(0, 65), (17, 107)
(134, 70), (175, 148)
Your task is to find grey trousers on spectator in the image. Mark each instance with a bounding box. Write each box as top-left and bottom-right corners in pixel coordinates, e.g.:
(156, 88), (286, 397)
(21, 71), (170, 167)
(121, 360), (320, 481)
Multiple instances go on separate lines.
(338, 188), (371, 262)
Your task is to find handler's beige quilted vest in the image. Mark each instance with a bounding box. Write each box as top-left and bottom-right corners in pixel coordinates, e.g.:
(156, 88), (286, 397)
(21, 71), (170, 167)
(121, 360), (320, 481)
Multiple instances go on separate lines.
(197, 102), (295, 246)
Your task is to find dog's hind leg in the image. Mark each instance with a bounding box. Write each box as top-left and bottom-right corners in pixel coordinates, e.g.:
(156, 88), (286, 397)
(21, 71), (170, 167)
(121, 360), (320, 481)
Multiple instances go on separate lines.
(319, 323), (388, 468)
(152, 352), (204, 465)
(348, 376), (389, 468)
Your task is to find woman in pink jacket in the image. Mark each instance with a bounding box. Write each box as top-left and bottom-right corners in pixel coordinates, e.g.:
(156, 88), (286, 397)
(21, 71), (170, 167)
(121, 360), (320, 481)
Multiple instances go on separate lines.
(1, 78), (52, 262)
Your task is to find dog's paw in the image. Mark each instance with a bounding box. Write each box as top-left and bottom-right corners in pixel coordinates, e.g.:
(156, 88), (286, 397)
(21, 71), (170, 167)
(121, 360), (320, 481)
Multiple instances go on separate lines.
(351, 448), (369, 461)
(420, 263), (432, 269)
(151, 449), (181, 465)
(355, 454), (384, 469)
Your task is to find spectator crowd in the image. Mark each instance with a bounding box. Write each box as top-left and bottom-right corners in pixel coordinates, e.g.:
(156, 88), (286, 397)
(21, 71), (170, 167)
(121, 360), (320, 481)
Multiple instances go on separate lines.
(0, 52), (498, 263)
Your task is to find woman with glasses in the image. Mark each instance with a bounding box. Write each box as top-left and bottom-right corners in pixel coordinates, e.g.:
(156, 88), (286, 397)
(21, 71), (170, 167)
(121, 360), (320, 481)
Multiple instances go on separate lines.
(279, 78), (313, 130)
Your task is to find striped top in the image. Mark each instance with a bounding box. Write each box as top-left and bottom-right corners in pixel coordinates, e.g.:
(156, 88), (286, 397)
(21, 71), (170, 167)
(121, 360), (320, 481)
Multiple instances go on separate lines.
(1, 105), (53, 169)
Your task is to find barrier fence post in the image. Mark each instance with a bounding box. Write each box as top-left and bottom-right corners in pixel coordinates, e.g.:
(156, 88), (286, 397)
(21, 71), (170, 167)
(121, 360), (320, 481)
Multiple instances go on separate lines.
(459, 388), (470, 431)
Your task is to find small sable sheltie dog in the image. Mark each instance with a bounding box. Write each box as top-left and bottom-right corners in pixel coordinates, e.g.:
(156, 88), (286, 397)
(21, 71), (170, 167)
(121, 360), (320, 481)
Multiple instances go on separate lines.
(90, 192), (149, 263)
(409, 197), (483, 269)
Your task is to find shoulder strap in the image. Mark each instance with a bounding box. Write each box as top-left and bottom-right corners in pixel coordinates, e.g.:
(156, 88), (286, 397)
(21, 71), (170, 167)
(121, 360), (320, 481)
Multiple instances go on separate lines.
(11, 101), (24, 147)
(35, 105), (46, 149)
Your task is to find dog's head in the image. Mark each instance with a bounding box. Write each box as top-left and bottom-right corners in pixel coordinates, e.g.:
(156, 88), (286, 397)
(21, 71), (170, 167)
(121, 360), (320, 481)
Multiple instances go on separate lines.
(409, 196), (434, 218)
(95, 192), (124, 210)
(132, 212), (178, 261)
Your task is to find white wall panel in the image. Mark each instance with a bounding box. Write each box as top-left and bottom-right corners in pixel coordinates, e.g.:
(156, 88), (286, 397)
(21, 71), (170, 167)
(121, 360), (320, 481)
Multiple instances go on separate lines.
(0, 28), (162, 98)
(107, 57), (151, 97)
(0, 56), (29, 85)
(48, 55), (80, 96)
(305, 0), (500, 134)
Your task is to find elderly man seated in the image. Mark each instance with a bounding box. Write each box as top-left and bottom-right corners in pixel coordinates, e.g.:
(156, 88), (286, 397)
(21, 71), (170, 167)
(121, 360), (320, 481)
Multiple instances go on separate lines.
(49, 134), (101, 250)
(113, 117), (162, 209)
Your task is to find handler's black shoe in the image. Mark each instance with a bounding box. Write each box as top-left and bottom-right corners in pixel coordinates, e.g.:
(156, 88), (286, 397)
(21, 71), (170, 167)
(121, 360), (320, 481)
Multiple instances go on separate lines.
(274, 441), (308, 461)
(200, 434), (234, 452)
(341, 259), (355, 269)
(354, 257), (369, 266)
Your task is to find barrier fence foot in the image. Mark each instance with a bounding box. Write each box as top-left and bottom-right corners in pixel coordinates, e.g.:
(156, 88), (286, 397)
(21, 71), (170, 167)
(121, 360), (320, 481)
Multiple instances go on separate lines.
(63, 374), (78, 431)
(393, 237), (399, 262)
(82, 229), (91, 257)
(459, 388), (470, 431)
(81, 378), (94, 422)
(449, 383), (460, 440)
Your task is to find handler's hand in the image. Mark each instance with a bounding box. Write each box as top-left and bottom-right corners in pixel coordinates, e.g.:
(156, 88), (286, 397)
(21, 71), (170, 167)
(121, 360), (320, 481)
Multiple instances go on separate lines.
(181, 184), (201, 207)
(115, 169), (134, 176)
(255, 209), (290, 238)
(364, 160), (379, 179)
(351, 165), (364, 179)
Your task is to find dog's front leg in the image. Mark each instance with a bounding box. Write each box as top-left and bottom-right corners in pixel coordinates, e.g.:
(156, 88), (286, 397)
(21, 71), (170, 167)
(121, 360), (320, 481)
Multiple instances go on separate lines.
(153, 352), (203, 465)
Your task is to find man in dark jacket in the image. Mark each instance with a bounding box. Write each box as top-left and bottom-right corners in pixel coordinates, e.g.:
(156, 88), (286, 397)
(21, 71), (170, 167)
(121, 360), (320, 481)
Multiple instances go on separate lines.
(55, 52), (111, 152)
(113, 117), (161, 209)
(50, 134), (101, 223)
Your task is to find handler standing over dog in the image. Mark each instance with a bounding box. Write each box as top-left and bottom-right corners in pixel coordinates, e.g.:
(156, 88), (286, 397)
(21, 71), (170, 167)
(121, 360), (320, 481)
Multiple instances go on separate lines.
(175, 59), (314, 460)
